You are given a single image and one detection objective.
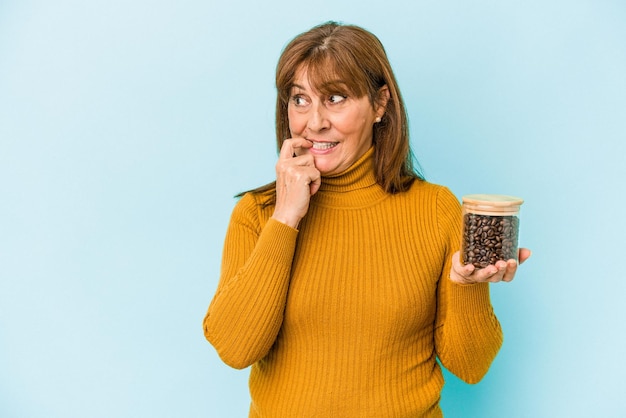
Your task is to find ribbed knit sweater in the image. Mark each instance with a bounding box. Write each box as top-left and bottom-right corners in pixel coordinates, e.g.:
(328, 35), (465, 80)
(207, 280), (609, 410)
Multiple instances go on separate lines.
(204, 148), (503, 417)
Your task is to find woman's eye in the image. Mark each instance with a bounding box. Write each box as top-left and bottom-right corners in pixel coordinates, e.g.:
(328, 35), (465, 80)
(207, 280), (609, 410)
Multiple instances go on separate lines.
(328, 95), (346, 104)
(291, 95), (308, 106)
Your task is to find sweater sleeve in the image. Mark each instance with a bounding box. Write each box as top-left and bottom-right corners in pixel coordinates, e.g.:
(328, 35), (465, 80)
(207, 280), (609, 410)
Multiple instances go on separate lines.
(433, 187), (503, 383)
(203, 193), (298, 369)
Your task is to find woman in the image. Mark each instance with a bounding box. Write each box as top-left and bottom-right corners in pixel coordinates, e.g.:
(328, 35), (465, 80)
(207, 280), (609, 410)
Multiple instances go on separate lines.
(204, 21), (530, 417)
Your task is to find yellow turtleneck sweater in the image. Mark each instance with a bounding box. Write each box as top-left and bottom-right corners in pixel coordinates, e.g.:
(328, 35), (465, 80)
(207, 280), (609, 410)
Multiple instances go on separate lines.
(204, 148), (503, 417)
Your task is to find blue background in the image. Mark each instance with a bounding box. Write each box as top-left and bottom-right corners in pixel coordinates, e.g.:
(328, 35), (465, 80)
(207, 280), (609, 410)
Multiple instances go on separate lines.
(1, 1), (625, 417)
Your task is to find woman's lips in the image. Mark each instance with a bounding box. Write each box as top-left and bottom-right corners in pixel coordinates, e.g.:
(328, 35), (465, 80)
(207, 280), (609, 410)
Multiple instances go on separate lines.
(310, 140), (339, 151)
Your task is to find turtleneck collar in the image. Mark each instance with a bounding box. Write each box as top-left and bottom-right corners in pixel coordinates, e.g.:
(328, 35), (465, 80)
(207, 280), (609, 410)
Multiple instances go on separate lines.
(311, 147), (389, 209)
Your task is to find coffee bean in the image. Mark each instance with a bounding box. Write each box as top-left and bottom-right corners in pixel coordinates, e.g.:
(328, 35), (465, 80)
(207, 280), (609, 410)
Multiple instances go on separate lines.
(462, 213), (519, 268)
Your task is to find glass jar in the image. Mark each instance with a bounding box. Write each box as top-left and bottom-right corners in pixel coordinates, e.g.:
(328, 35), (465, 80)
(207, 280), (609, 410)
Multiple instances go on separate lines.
(461, 194), (524, 268)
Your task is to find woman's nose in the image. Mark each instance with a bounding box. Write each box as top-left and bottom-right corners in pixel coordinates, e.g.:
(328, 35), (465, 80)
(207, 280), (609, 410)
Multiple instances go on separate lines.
(306, 104), (330, 132)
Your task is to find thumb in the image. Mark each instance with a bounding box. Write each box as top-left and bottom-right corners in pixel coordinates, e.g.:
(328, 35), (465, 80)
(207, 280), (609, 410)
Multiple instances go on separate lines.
(309, 176), (321, 196)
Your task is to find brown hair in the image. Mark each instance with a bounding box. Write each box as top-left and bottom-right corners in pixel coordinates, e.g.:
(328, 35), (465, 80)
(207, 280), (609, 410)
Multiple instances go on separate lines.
(241, 21), (422, 199)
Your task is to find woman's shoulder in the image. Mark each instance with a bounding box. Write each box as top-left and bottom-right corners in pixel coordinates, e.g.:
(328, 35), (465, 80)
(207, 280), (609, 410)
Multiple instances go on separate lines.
(403, 180), (461, 217)
(407, 179), (457, 202)
(230, 189), (276, 229)
(405, 181), (461, 238)
(238, 188), (275, 208)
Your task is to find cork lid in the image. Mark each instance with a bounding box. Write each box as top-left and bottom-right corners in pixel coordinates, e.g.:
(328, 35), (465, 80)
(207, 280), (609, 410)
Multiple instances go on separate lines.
(462, 194), (524, 215)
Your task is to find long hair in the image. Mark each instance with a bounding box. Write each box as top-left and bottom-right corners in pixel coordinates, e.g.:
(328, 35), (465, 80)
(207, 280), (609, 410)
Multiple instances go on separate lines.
(240, 21), (423, 199)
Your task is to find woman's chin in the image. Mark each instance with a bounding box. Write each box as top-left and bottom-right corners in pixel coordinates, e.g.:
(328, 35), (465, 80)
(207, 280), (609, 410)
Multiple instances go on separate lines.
(309, 156), (332, 175)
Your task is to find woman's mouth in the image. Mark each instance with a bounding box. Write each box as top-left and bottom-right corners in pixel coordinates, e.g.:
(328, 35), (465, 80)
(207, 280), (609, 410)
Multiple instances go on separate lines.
(311, 141), (339, 150)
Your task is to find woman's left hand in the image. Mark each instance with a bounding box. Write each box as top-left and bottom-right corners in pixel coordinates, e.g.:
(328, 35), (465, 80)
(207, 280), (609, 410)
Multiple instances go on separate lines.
(449, 248), (532, 285)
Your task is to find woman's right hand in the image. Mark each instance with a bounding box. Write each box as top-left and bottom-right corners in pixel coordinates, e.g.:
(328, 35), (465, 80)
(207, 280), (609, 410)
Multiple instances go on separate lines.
(271, 138), (321, 228)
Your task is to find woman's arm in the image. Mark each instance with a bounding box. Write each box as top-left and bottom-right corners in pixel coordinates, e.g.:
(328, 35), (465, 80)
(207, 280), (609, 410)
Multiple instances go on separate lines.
(433, 187), (503, 383)
(434, 277), (503, 383)
(203, 193), (298, 369)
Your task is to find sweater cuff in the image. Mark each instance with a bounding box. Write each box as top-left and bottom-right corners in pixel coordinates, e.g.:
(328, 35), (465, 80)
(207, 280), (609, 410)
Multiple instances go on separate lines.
(447, 281), (493, 314)
(254, 218), (299, 266)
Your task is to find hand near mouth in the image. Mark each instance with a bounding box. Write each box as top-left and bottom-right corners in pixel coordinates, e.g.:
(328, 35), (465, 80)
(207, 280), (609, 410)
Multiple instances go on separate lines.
(271, 138), (321, 229)
(290, 137), (313, 156)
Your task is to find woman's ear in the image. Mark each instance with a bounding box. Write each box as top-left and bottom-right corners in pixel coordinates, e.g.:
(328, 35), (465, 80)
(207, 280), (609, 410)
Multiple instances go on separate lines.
(375, 85), (391, 119)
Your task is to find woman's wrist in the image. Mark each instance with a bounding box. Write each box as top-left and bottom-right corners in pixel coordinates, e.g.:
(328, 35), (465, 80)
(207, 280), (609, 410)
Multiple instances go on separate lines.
(271, 212), (301, 229)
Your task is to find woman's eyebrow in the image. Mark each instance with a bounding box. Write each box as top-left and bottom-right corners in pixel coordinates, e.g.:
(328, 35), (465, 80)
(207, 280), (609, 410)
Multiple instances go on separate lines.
(319, 81), (351, 93)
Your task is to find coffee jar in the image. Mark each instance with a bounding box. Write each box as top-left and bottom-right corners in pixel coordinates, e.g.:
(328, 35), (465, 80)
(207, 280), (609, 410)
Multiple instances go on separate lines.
(461, 194), (524, 268)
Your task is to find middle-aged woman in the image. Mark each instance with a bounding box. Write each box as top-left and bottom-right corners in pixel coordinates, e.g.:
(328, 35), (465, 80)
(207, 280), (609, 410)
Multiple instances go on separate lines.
(204, 21), (531, 417)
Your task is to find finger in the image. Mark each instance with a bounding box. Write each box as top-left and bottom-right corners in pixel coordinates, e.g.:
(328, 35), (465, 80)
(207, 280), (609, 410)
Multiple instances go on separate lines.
(280, 137), (312, 159)
(493, 260), (511, 282)
(518, 248), (532, 264)
(309, 171), (322, 195)
(278, 139), (294, 159)
(473, 258), (518, 283)
(449, 251), (476, 284)
(470, 264), (501, 282)
(501, 259), (518, 282)
(451, 251), (475, 274)
(292, 139), (313, 157)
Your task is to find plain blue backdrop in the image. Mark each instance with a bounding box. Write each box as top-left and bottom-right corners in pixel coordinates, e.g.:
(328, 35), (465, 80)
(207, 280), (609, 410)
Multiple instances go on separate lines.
(1, 1), (625, 417)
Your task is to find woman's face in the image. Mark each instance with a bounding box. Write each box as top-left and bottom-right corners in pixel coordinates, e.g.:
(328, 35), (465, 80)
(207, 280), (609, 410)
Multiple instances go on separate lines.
(287, 66), (385, 176)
